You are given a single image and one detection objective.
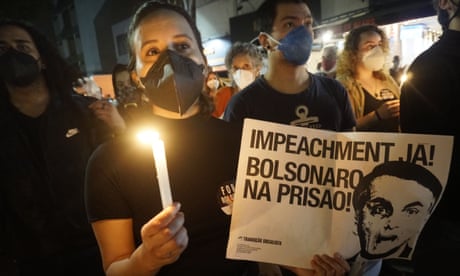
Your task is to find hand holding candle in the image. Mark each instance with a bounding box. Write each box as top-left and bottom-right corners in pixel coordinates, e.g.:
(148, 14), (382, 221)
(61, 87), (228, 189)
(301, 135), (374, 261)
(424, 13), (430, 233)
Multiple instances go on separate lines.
(138, 130), (173, 209)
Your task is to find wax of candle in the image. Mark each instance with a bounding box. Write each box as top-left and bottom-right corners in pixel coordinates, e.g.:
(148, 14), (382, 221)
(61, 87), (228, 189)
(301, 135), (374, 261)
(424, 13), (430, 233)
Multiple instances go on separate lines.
(152, 138), (172, 209)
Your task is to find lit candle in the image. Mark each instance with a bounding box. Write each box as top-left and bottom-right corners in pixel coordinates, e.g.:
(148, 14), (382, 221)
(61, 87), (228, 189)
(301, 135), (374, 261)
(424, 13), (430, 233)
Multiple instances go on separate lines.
(138, 130), (173, 209)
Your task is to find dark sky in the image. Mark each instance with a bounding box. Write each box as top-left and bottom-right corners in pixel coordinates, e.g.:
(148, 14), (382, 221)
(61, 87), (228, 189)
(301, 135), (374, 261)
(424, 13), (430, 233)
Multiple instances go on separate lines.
(0, 0), (53, 20)
(0, 0), (55, 41)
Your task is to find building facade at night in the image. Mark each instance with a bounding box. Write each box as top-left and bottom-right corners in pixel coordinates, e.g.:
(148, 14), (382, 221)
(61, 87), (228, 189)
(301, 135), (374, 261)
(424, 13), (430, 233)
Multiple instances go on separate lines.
(47, 0), (438, 76)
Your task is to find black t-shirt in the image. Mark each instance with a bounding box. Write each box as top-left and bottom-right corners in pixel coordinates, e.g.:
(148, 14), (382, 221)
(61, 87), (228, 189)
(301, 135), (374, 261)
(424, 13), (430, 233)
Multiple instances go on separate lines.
(10, 104), (47, 176)
(0, 93), (109, 275)
(362, 89), (399, 132)
(85, 115), (253, 275)
(223, 74), (356, 131)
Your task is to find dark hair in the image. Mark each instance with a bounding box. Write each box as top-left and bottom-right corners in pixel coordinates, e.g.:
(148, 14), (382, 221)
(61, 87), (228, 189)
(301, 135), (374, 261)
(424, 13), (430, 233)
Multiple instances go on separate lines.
(353, 161), (442, 215)
(336, 24), (390, 80)
(224, 41), (264, 72)
(127, 0), (205, 71)
(111, 63), (130, 94)
(0, 18), (81, 101)
(126, 0), (213, 116)
(432, 0), (439, 10)
(255, 0), (310, 33)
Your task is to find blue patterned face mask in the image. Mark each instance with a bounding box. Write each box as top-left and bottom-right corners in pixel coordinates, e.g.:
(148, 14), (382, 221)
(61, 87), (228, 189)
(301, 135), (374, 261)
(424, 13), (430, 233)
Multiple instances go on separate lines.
(262, 26), (313, 65)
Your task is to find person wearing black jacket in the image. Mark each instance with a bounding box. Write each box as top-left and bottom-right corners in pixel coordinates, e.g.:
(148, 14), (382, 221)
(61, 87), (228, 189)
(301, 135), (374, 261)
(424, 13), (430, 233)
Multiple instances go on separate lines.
(400, 0), (460, 275)
(0, 18), (123, 275)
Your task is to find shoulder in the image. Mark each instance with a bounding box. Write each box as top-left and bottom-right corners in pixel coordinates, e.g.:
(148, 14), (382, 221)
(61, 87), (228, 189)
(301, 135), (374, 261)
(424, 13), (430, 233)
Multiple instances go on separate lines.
(311, 74), (347, 95)
(219, 86), (233, 93)
(71, 93), (98, 107)
(216, 86), (234, 97)
(195, 115), (241, 129)
(335, 74), (355, 89)
(406, 36), (457, 74)
(227, 78), (265, 103)
(240, 77), (266, 95)
(87, 135), (131, 168)
(404, 41), (454, 87)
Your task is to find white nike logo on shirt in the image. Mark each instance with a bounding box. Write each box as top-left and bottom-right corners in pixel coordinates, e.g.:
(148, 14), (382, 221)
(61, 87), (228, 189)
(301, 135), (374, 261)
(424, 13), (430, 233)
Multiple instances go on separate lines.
(65, 128), (79, 138)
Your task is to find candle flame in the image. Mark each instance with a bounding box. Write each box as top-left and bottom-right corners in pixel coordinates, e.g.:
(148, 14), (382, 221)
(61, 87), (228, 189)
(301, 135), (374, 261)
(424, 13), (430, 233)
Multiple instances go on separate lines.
(137, 130), (160, 144)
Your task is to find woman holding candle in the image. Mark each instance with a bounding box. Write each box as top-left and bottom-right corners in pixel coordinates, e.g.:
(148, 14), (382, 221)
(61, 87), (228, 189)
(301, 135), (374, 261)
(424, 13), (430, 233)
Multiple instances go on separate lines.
(336, 24), (400, 132)
(84, 1), (349, 275)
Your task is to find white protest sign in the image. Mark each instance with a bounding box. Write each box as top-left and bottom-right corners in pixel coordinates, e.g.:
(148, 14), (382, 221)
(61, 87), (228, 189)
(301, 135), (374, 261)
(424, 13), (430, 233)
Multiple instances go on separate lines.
(226, 118), (453, 269)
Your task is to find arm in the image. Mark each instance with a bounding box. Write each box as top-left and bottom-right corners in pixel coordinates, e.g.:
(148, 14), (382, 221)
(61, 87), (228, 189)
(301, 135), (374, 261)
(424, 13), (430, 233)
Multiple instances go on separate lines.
(355, 77), (400, 131)
(89, 100), (126, 133)
(92, 203), (188, 276)
(355, 99), (400, 130)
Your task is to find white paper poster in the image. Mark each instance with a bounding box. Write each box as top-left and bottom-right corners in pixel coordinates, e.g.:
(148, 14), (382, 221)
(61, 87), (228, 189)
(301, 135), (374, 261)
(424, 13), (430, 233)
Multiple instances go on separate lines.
(226, 119), (453, 269)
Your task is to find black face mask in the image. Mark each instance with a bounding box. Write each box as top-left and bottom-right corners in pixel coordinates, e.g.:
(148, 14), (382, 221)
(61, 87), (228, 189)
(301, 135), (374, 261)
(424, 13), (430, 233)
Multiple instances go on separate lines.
(0, 48), (41, 87)
(141, 50), (205, 115)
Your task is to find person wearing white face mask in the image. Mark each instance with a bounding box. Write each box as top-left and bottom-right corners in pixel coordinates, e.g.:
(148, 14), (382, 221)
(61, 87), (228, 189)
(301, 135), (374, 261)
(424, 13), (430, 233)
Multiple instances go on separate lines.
(212, 41), (263, 118)
(205, 71), (221, 98)
(232, 68), (256, 90)
(336, 24), (400, 132)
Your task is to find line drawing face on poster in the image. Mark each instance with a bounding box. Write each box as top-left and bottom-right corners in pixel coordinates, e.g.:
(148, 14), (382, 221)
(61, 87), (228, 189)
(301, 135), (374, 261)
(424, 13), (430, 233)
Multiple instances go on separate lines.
(352, 161), (442, 259)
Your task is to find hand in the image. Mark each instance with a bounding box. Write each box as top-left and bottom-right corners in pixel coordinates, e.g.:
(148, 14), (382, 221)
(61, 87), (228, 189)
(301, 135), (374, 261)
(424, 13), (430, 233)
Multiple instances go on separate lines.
(376, 99), (400, 119)
(283, 253), (350, 276)
(137, 203), (189, 272)
(89, 100), (126, 132)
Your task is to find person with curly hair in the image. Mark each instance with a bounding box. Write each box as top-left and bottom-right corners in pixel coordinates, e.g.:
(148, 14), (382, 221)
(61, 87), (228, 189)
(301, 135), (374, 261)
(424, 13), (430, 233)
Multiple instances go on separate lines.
(336, 24), (400, 132)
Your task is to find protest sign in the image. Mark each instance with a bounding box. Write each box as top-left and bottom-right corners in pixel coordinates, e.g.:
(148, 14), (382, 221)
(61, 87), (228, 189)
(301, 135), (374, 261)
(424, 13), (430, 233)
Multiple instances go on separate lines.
(226, 118), (453, 269)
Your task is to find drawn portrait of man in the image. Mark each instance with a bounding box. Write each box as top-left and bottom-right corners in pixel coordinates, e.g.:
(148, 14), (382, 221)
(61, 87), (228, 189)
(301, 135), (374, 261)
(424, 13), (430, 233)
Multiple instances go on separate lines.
(352, 161), (443, 259)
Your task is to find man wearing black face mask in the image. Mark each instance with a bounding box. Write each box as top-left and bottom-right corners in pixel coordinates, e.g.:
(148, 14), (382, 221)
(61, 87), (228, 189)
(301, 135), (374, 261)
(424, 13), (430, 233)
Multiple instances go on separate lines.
(400, 0), (460, 275)
(0, 19), (124, 275)
(223, 0), (356, 133)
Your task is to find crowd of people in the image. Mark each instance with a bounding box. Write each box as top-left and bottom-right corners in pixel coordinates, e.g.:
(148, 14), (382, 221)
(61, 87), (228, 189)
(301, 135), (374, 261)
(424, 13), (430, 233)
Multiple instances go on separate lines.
(1, 0), (459, 275)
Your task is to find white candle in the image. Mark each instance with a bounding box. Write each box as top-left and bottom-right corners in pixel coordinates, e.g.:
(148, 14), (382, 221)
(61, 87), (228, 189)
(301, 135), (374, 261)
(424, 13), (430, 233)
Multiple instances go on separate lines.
(152, 137), (173, 209)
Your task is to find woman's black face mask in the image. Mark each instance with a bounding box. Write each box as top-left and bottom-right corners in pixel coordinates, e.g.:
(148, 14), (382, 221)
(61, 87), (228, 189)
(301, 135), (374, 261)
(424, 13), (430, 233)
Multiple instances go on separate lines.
(140, 50), (205, 115)
(0, 48), (41, 87)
